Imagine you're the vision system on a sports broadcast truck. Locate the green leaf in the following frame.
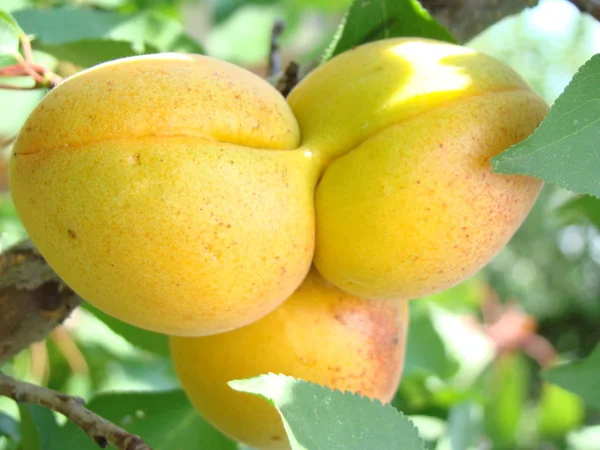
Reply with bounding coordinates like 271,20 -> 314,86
229,373 -> 427,450
36,39 -> 147,69
0,10 -> 22,33
322,0 -> 455,62
58,390 -> 236,450
537,382 -> 585,440
483,354 -> 528,448
13,8 -> 129,46
0,411 -> 19,440
210,0 -> 279,24
404,304 -> 458,379
115,9 -> 204,54
82,302 -> 170,357
557,195 -> 600,230
291,0 -> 353,11
543,342 -> 600,410
19,405 -> 64,450
0,86 -> 47,139
447,402 -> 481,450
0,10 -> 21,55
492,53 -> 600,198
12,7 -> 203,67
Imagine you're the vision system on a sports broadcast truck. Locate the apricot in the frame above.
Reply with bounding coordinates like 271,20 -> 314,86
287,37 -> 549,300
169,268 -> 408,450
9,53 -> 317,336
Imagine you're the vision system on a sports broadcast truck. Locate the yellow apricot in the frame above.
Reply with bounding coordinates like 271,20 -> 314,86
10,53 -> 317,336
287,38 -> 548,300
169,268 -> 408,450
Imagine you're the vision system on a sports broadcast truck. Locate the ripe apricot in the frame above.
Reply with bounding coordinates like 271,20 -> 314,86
169,268 -> 408,450
9,54 -> 317,336
288,38 -> 548,300
11,38 -> 547,335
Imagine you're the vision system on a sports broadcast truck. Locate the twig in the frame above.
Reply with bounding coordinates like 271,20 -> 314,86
0,34 -> 62,91
522,334 -> 558,368
419,0 -> 541,42
268,19 -> 286,79
50,327 -> 89,375
476,285 -> 559,369
273,0 -> 545,94
0,372 -> 152,450
15,54 -> 46,85
20,34 -> 35,66
275,61 -> 299,97
0,63 -> 47,76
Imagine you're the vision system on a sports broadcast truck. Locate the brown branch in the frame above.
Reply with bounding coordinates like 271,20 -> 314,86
569,0 -> 600,20
275,0 -> 545,94
0,240 -> 81,365
421,0 -> 541,42
0,372 -> 152,450
268,19 -> 286,79
0,240 -> 155,449
276,61 -> 299,97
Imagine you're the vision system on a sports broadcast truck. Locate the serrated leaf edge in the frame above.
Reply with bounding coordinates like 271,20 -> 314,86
490,53 -> 600,190
320,10 -> 348,64
229,372 -> 427,446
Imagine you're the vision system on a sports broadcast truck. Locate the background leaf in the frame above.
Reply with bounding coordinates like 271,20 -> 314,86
403,304 -> 458,379
12,7 -> 203,67
492,53 -> 600,198
0,10 -> 21,56
58,390 -> 236,450
209,0 -> 279,25
0,411 -> 19,441
536,382 -> 585,440
18,405 -> 64,450
322,0 -> 455,62
543,342 -> 600,410
557,195 -> 600,230
483,354 -> 528,449
230,374 -> 426,450
82,302 -> 170,358
447,401 -> 481,450
35,39 -> 148,70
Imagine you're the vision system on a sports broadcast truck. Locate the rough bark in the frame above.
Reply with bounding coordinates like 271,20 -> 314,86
422,0 -> 540,42
0,240 -> 81,365
0,373 -> 152,450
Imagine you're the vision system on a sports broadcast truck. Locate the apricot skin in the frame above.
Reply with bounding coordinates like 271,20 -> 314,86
169,269 -> 408,450
9,54 -> 316,336
287,38 -> 549,300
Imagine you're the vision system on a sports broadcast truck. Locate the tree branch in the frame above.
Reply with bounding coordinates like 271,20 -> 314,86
268,19 -> 286,79
276,61 -> 299,97
0,372 -> 152,450
569,0 -> 600,21
275,0 -> 546,94
421,0 -> 540,43
0,241 -> 154,449
0,240 -> 81,365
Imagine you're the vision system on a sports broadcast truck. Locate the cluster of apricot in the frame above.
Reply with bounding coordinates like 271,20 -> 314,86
9,38 -> 547,449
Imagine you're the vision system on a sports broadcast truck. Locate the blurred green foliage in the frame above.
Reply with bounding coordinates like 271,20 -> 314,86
0,0 -> 599,449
